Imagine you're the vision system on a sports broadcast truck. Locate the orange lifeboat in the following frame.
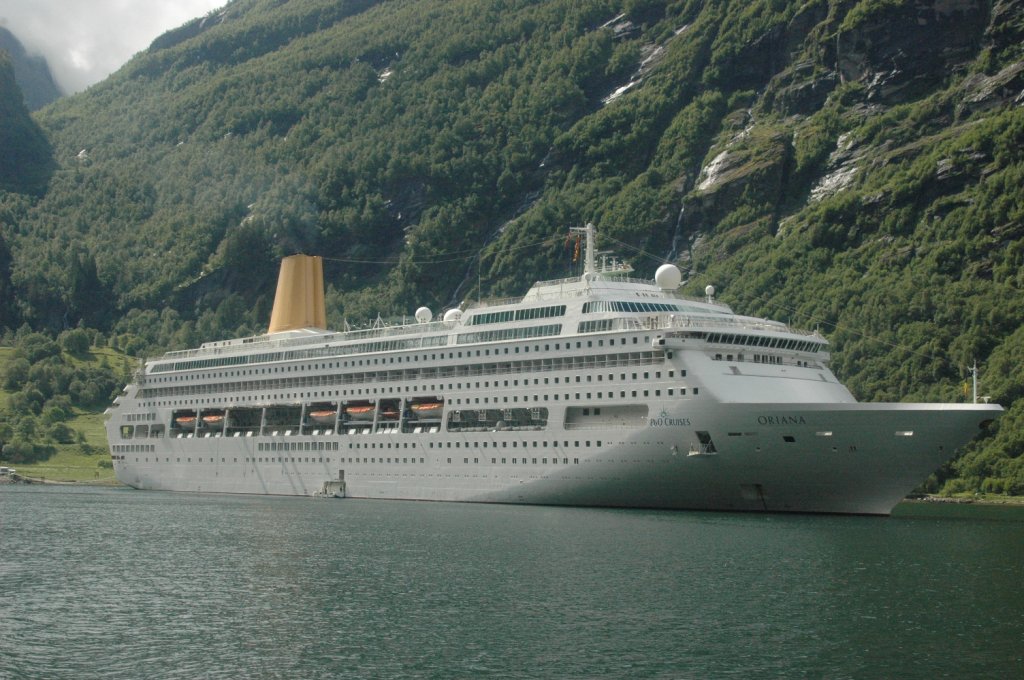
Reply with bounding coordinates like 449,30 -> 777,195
344,403 -> 375,421
308,409 -> 338,425
409,401 -> 443,416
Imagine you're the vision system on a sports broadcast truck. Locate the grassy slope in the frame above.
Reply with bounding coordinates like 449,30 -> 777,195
0,344 -> 123,483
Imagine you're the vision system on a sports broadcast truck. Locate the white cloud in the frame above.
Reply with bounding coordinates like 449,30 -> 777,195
1,0 -> 227,94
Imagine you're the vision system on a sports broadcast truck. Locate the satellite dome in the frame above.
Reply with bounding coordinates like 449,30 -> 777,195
415,306 -> 432,323
443,308 -> 463,323
655,264 -> 682,290
705,285 -> 716,303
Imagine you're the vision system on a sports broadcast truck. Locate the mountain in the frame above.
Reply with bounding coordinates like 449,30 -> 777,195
0,52 -> 55,197
0,27 -> 62,111
1,0 -> 1022,494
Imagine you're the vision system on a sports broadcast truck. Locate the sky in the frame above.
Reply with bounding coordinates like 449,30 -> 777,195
1,0 -> 228,94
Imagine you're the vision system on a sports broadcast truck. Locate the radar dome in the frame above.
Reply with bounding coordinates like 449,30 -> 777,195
443,308 -> 463,323
655,264 -> 682,290
415,306 -> 432,323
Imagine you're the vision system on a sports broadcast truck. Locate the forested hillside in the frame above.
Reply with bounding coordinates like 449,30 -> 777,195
1,0 -> 1022,494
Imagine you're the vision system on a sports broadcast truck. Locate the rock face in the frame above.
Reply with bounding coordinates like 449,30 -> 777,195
763,62 -> 839,116
0,27 -> 62,110
684,119 -> 793,235
985,0 -> 1024,54
835,0 -> 990,102
959,60 -> 1024,114
680,0 -> 1024,239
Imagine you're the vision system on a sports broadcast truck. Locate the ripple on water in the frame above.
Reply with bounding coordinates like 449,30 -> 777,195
1,487 -> 1022,679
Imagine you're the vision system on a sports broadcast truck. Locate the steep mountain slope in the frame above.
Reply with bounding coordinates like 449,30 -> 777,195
0,27 -> 62,111
0,52 -> 55,196
1,0 -> 1022,493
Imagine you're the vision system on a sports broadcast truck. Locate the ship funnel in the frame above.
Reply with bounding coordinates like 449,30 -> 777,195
268,254 -> 326,334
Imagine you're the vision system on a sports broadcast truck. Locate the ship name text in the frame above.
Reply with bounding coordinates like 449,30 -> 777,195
757,415 -> 808,426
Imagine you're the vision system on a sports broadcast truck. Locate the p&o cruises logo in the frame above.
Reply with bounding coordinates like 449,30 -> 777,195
650,410 -> 691,427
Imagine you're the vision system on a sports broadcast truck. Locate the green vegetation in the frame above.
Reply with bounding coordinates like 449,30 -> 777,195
0,0 -> 1021,494
0,330 -> 132,471
7,444 -> 119,484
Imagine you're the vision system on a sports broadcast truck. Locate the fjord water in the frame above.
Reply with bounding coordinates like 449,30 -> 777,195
1,487 -> 1021,679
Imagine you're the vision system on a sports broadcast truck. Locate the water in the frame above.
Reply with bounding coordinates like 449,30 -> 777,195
1,486 -> 1022,679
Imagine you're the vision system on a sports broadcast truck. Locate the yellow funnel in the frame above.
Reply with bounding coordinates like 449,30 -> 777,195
268,254 -> 326,333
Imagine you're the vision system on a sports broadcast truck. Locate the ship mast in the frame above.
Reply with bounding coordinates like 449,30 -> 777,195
569,222 -> 598,281
971,360 -> 978,404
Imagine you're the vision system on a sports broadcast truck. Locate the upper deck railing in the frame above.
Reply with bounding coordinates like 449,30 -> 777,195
154,305 -> 820,365
465,279 -> 727,311
157,318 -> 456,361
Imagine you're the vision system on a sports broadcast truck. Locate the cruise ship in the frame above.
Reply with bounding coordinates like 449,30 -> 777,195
105,224 -> 1002,514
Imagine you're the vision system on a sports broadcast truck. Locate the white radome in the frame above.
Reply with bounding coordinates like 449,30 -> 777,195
655,263 -> 682,290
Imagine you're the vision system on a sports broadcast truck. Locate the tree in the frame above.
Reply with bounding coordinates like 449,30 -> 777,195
65,250 -> 112,329
2,357 -> 29,390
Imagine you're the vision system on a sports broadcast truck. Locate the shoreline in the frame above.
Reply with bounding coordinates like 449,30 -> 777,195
3,475 -> 1023,506
903,494 -> 1024,506
0,474 -> 123,487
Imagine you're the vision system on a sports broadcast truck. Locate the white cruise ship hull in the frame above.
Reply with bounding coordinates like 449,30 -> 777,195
112,402 -> 999,515
107,237 -> 1003,516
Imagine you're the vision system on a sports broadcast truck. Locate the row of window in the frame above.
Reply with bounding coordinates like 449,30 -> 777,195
150,337 -> 657,385
582,300 -> 694,314
578,319 -> 614,333
118,452 -> 604,466
153,332 -> 450,373
467,305 -> 566,325
258,441 -> 340,452
431,439 -> 603,450
112,444 -> 155,453
704,331 -> 824,353
139,350 -> 666,400
456,324 -> 562,345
